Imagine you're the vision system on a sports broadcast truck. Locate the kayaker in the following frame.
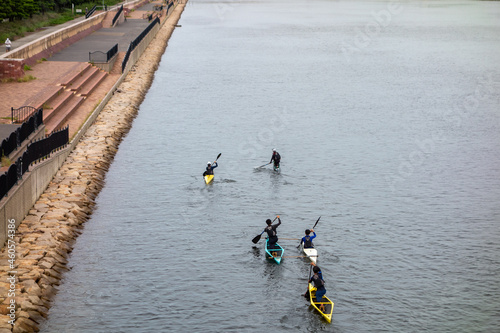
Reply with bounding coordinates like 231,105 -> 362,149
265,215 -> 281,249
309,263 -> 327,312
300,229 -> 316,249
270,148 -> 281,169
203,161 -> 218,176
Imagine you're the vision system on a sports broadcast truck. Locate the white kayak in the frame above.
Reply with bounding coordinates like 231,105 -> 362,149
300,244 -> 318,264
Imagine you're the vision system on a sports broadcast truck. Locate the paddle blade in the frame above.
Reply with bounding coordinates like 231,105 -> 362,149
252,234 -> 262,244
312,216 -> 321,229
215,153 -> 221,162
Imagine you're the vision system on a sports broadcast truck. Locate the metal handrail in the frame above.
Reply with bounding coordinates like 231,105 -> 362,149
89,44 -> 118,63
85,5 -> 97,19
112,5 -> 123,26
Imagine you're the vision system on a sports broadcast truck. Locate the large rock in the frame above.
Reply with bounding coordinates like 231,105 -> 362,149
21,254 -> 43,261
39,284 -> 58,301
19,301 -> 47,316
22,215 -> 41,224
18,269 -> 42,283
0,315 -> 12,328
12,317 -> 39,332
33,203 -> 48,210
20,280 -> 42,298
27,310 -> 45,324
42,210 -> 67,221
43,268 -> 61,280
46,251 -> 67,265
39,274 -> 59,286
17,260 -> 38,269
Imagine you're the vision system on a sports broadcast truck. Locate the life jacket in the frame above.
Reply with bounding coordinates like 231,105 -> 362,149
304,235 -> 313,248
311,274 -> 325,290
274,152 -> 281,163
265,225 -> 276,238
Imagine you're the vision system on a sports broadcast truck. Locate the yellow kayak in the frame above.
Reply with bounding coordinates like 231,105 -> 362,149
204,174 -> 214,184
308,283 -> 333,323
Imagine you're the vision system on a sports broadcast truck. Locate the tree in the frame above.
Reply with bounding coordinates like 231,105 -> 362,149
20,0 -> 39,18
0,0 -> 15,20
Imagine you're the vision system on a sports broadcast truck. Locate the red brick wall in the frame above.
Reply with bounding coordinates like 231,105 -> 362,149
0,59 -> 25,80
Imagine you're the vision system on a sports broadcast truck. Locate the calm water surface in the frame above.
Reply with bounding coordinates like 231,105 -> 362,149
41,0 -> 500,332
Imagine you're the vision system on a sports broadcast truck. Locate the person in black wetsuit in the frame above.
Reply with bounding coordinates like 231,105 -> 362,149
300,229 -> 316,248
309,263 -> 327,312
270,148 -> 281,169
203,161 -> 218,176
265,216 -> 281,249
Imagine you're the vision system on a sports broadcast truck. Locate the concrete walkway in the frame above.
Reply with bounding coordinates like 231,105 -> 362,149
49,19 -> 151,62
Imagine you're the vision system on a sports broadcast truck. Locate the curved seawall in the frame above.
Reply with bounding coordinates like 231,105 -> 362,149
0,3 -> 186,332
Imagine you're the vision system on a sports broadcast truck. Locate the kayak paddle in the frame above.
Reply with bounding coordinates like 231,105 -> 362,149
255,162 -> 272,169
312,216 -> 321,229
251,216 -> 278,244
297,216 -> 321,249
304,262 -> 313,298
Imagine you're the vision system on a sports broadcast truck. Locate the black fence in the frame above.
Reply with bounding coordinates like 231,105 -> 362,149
89,43 -> 118,63
122,17 -> 160,73
112,5 -> 123,26
167,1 -> 174,14
11,105 -> 38,124
1,109 -> 43,158
0,126 -> 68,198
85,5 -> 97,19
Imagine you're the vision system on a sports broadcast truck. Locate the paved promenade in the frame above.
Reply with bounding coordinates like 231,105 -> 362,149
49,20 -> 151,62
0,1 -> 169,139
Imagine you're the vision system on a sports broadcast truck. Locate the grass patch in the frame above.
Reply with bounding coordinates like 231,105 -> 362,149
1,77 -> 16,83
0,0 -> 122,41
17,75 -> 37,82
24,64 -> 32,71
1,74 -> 37,83
1,156 -> 12,167
0,12 -> 62,42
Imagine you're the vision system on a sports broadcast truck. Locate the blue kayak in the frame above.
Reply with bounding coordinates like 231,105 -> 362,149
265,238 -> 284,264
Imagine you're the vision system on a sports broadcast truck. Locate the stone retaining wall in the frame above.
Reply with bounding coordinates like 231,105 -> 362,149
0,2 -> 185,332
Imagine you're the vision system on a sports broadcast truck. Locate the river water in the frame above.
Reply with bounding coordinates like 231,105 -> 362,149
41,0 -> 500,332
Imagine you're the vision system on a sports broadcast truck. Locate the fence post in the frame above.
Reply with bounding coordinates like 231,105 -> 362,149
17,158 -> 22,180
15,128 -> 20,147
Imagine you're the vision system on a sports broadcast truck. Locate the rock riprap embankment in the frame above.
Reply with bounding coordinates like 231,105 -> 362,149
0,3 -> 185,332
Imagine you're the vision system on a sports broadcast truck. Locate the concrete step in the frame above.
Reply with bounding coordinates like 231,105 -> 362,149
79,70 -> 108,97
60,63 -> 92,88
43,90 -> 74,123
45,95 -> 85,134
23,85 -> 64,110
68,67 -> 100,92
